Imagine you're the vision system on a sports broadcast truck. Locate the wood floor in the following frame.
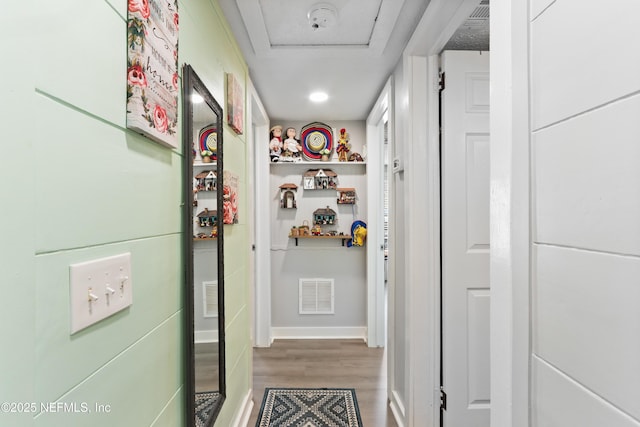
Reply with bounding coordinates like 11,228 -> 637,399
248,339 -> 398,427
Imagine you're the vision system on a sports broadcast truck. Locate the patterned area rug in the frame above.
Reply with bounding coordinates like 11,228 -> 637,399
195,391 -> 220,427
256,388 -> 363,427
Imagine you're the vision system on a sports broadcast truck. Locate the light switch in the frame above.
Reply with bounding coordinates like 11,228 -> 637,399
69,253 -> 133,334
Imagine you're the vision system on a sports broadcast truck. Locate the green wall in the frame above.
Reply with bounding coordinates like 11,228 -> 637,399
180,1 -> 253,425
0,0 -> 251,426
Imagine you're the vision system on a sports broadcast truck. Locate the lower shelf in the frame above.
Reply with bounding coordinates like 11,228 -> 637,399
289,235 -> 351,246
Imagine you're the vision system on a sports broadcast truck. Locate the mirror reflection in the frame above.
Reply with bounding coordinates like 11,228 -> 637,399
183,64 -> 225,427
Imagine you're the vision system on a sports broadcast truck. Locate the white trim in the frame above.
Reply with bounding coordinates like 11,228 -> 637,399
404,54 -> 439,427
230,389 -> 254,427
271,327 -> 367,341
489,1 -> 531,426
249,79 -> 272,348
405,0 -> 482,57
390,390 -> 407,427
194,330 -> 218,343
366,77 -> 393,348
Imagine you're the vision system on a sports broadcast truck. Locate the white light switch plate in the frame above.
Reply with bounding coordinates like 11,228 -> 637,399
69,253 -> 133,334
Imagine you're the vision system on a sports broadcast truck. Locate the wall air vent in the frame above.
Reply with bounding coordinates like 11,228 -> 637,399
203,281 -> 218,317
469,4 -> 490,20
299,278 -> 334,314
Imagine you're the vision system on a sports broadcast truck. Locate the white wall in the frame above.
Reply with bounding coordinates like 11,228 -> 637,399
530,1 -> 640,425
269,120 -> 368,336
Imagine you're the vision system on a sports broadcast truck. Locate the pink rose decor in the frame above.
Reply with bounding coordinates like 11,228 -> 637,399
153,105 -> 168,133
128,0 -> 150,19
127,64 -> 147,87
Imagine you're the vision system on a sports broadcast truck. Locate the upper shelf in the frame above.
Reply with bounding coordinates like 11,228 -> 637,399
270,161 -> 366,167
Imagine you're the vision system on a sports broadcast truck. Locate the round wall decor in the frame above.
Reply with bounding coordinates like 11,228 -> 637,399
300,122 -> 333,161
199,124 -> 218,159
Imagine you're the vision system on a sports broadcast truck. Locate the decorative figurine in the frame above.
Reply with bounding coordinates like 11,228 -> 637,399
336,128 -> 351,162
192,177 -> 199,207
313,206 -> 337,225
201,150 -> 214,163
282,127 -> 303,161
337,188 -> 356,204
348,152 -> 364,162
195,170 -> 216,191
311,224 -> 322,236
197,208 -> 217,227
304,169 -> 337,190
319,148 -> 331,161
269,125 -> 283,162
279,183 -> 298,208
298,220 -> 311,236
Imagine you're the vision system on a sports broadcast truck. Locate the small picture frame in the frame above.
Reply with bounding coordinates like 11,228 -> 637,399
303,176 -> 315,190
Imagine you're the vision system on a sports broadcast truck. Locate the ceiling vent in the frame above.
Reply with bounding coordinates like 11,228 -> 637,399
308,3 -> 338,31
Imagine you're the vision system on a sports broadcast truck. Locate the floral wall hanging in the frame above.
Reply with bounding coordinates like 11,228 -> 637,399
126,0 -> 179,148
223,170 -> 239,225
226,73 -> 244,135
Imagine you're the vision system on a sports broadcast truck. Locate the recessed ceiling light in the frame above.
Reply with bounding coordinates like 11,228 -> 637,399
309,92 -> 328,102
191,93 -> 204,104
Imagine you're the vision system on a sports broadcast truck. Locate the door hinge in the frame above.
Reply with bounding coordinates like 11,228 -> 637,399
439,72 -> 445,91
440,387 -> 447,411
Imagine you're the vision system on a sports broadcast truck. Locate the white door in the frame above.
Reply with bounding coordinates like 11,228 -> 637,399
441,50 -> 490,427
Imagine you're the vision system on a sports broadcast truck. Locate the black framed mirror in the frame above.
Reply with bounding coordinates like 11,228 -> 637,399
183,64 -> 225,427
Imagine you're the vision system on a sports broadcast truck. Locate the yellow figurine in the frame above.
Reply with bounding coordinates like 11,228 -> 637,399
336,128 -> 351,162
352,224 -> 367,246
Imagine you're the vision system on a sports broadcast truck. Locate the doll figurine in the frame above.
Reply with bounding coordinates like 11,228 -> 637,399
269,125 -> 283,162
336,128 -> 351,162
283,127 -> 303,160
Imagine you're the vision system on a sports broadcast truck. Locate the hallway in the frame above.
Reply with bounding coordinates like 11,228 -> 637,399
248,340 -> 397,426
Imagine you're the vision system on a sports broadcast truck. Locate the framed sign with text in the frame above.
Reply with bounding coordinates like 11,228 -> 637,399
126,0 -> 179,148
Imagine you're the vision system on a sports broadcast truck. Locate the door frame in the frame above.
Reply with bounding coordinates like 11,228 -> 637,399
399,0 -> 489,425
488,1 -> 531,426
365,78 -> 392,348
249,79 -> 272,348
399,1 -> 532,426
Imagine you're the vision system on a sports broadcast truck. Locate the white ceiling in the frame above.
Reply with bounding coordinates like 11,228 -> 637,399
218,0 -> 488,122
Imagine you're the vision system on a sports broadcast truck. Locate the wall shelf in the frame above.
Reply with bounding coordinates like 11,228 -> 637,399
289,235 -> 351,246
271,161 -> 365,167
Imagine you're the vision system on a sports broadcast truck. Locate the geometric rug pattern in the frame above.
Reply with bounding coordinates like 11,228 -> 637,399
195,391 -> 220,427
256,388 -> 363,427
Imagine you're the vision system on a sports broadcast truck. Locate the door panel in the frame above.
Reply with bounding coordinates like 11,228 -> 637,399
441,50 -> 490,427
465,134 -> 490,251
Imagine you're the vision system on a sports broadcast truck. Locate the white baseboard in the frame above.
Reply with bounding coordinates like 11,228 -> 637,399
194,330 -> 218,343
231,389 -> 253,427
271,326 -> 367,341
390,390 -> 406,427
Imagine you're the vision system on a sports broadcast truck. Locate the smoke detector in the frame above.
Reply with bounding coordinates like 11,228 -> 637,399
308,3 -> 338,31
